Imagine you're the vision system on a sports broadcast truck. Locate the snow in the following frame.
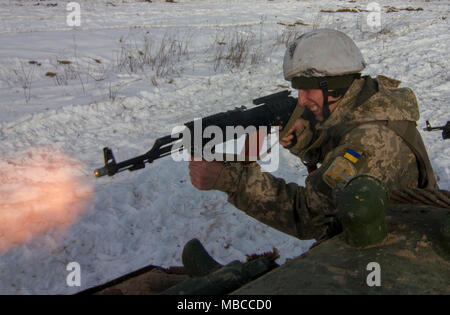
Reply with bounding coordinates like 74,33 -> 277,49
0,0 -> 448,294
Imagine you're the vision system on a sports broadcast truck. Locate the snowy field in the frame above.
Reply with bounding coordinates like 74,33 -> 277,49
0,0 -> 448,294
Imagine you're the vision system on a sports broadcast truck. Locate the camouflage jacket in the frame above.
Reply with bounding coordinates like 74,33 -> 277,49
213,75 -> 437,241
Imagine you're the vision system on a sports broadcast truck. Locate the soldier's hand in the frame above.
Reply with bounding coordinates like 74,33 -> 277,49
279,119 -> 305,148
188,158 -> 224,190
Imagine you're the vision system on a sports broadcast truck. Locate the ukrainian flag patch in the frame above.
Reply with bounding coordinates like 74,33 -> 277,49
322,156 -> 357,188
344,149 -> 360,164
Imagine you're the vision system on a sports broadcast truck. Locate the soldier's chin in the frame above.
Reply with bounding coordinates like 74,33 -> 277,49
300,107 -> 318,124
310,110 -> 323,122
315,114 -> 324,122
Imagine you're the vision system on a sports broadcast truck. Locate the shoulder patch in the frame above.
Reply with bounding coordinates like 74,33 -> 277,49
322,156 -> 357,188
343,149 -> 361,164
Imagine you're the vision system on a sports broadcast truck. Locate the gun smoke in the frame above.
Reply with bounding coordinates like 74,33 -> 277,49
0,147 -> 93,254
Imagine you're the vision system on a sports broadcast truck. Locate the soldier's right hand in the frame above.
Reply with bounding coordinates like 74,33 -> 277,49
279,119 -> 306,148
188,158 -> 224,191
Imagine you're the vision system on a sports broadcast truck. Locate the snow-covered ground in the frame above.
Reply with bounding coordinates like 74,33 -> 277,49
0,0 -> 448,294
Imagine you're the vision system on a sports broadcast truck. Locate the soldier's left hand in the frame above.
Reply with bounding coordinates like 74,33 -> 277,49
188,158 -> 224,190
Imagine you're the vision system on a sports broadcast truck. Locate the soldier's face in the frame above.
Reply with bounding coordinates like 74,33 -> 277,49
297,89 -> 341,122
297,89 -> 325,121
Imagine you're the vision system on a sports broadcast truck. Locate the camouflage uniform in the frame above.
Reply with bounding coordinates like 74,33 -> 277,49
213,76 -> 438,241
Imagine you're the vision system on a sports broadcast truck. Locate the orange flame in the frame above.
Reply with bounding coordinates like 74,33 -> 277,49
0,147 -> 94,254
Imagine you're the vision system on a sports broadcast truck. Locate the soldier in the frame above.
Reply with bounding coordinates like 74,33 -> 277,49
188,29 -> 438,241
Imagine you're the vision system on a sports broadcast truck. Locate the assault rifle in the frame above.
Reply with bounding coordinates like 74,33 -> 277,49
423,120 -> 449,140
94,90 -> 300,177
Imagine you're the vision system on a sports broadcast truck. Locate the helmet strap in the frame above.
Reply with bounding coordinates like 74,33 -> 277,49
318,80 -> 349,121
319,79 -> 331,120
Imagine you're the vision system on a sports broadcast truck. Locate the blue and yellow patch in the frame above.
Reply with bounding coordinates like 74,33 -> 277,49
322,149 -> 362,188
344,149 -> 360,164
323,157 -> 357,188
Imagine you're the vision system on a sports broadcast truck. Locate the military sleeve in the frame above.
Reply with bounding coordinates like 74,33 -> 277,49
334,122 -> 419,190
213,122 -> 418,240
213,161 -> 309,239
303,122 -> 418,223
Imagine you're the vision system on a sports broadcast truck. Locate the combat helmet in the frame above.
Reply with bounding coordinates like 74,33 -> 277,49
283,29 -> 366,120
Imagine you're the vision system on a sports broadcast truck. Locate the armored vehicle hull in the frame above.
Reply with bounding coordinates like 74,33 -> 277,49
233,204 -> 450,294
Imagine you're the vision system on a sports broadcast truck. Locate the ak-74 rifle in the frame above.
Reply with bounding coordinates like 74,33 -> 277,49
423,120 -> 449,140
93,90 -> 304,178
